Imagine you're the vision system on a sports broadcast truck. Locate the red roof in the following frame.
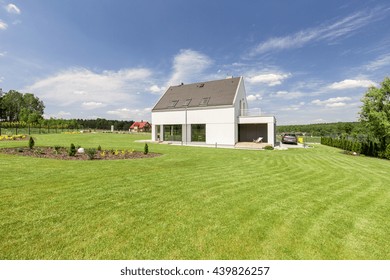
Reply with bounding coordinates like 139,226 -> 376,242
130,121 -> 150,129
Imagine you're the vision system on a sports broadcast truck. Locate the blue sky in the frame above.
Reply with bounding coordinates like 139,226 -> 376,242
1,0 -> 390,124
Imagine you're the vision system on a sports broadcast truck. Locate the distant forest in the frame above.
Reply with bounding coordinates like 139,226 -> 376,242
0,118 -> 135,131
277,122 -> 363,136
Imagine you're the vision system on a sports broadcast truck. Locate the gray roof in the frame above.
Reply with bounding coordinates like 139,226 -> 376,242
152,77 -> 241,111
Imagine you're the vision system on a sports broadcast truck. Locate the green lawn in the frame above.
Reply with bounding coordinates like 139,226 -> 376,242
0,133 -> 389,259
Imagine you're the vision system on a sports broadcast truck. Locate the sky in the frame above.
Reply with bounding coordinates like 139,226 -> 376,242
1,0 -> 390,124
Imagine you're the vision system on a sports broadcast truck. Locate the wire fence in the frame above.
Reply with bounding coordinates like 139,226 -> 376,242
0,124 -> 80,136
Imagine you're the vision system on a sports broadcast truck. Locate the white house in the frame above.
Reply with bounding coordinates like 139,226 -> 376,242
151,76 -> 276,147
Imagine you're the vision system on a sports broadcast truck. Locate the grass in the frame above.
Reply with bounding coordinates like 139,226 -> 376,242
0,133 -> 389,259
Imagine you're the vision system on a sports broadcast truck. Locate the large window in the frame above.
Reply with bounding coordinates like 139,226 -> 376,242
164,125 -> 182,141
191,124 -> 206,142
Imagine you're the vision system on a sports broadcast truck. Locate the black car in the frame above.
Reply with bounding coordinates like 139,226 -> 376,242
282,133 -> 298,144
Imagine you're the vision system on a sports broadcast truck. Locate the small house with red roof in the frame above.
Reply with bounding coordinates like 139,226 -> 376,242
129,121 -> 151,132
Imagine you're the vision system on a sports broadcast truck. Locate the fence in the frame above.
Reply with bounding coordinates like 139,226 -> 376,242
0,123 -> 78,136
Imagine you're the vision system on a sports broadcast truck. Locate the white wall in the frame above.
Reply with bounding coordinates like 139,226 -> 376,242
152,107 -> 236,145
233,77 -> 247,143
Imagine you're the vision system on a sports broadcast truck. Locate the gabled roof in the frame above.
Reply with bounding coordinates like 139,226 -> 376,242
130,121 -> 150,129
152,77 -> 241,111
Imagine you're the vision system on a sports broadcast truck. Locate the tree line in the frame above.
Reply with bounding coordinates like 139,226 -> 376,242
277,122 -> 364,137
0,90 -> 134,130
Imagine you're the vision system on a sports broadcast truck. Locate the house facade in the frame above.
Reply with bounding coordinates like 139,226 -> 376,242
151,76 -> 276,147
129,121 -> 151,132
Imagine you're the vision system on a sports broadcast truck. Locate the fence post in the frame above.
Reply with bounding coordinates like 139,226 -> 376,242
28,124 -> 31,135
16,125 -> 18,135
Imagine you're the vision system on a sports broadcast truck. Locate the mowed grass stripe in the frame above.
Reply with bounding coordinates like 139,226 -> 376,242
1,134 -> 390,259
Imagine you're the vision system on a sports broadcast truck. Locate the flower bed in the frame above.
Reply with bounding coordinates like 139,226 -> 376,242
0,146 -> 161,160
0,134 -> 28,141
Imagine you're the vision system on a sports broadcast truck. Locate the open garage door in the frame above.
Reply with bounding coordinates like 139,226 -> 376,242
238,124 -> 268,142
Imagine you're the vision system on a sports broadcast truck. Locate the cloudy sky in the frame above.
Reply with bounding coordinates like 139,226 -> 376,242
1,0 -> 390,124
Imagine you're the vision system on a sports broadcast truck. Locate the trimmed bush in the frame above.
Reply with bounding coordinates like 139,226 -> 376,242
264,145 -> 274,150
144,143 -> 149,155
68,143 -> 76,156
85,148 -> 97,160
384,144 -> 390,160
28,137 -> 35,149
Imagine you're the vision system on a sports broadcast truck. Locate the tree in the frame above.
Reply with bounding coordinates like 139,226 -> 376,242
0,90 -> 23,121
359,77 -> 390,150
20,93 -> 45,123
0,90 -> 45,122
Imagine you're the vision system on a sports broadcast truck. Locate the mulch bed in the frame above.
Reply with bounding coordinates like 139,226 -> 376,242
0,146 -> 161,160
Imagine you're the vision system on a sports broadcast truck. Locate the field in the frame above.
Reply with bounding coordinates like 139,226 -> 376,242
0,133 -> 389,259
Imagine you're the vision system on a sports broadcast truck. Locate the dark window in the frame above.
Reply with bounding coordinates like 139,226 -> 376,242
164,125 -> 182,141
183,99 -> 192,106
199,97 -> 210,106
191,124 -> 206,142
168,100 -> 179,107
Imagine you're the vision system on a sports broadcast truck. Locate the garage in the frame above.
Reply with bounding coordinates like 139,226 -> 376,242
238,124 -> 268,142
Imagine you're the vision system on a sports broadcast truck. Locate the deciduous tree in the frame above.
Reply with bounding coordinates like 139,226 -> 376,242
359,77 -> 390,150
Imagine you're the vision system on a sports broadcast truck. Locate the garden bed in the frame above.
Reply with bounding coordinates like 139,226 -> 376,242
0,146 -> 161,160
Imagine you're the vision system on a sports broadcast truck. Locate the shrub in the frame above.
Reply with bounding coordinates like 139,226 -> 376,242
28,137 -> 35,149
85,148 -> 97,160
54,145 -> 61,154
97,145 -> 102,151
384,144 -> 390,160
68,143 -> 76,156
263,145 -> 274,150
144,143 -> 149,155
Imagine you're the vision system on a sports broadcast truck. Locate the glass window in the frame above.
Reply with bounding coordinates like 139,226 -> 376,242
199,97 -> 210,106
164,125 -> 182,141
191,124 -> 206,142
168,100 -> 179,107
182,99 -> 192,106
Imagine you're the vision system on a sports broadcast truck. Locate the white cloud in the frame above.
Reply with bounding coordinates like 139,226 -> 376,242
247,94 -> 262,101
365,54 -> 390,71
271,90 -> 303,99
246,73 -> 291,86
311,96 -> 352,108
328,79 -> 376,90
0,51 -> 6,57
167,49 -> 212,86
6,4 -> 21,14
44,111 -> 72,119
24,67 -> 152,106
250,7 -> 388,55
107,107 -> 151,120
0,20 -> 8,30
149,84 -> 166,94
280,102 -> 305,111
82,101 -> 106,110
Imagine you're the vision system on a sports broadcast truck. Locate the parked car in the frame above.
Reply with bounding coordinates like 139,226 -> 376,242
282,133 -> 298,144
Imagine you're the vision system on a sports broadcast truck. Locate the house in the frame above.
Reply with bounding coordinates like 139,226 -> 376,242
129,121 -> 151,132
151,76 -> 276,147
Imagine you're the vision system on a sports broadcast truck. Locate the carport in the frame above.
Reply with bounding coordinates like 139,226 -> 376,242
237,115 -> 276,146
238,124 -> 268,142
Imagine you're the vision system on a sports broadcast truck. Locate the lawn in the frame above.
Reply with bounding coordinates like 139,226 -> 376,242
0,133 -> 389,259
